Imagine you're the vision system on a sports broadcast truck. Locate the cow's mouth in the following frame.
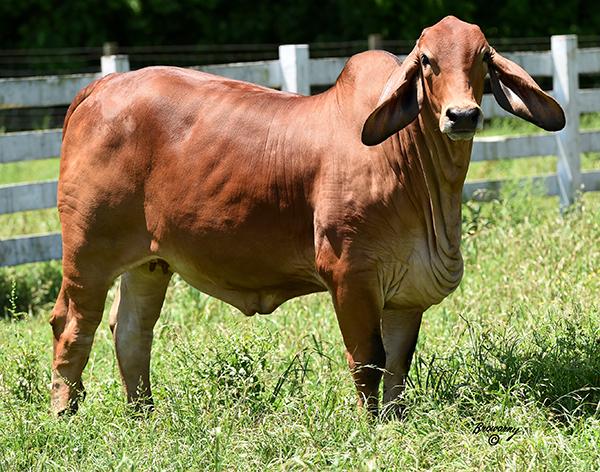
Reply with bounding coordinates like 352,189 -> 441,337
445,129 -> 478,141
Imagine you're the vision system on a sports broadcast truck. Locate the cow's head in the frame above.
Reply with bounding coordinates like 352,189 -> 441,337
361,16 -> 565,146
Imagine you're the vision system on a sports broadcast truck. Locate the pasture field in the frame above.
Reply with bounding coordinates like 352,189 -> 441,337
0,117 -> 599,470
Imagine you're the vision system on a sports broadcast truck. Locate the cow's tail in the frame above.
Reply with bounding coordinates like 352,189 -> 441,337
62,74 -> 113,141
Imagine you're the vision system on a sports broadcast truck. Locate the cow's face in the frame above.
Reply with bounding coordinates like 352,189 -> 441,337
361,16 -> 565,146
417,17 -> 486,141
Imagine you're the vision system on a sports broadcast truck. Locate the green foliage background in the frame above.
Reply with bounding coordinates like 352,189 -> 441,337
1,0 -> 598,49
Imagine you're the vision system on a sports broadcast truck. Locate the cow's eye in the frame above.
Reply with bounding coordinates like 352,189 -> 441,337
482,51 -> 491,63
421,54 -> 430,66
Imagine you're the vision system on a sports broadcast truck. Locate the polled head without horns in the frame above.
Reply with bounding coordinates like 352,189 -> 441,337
361,16 -> 566,146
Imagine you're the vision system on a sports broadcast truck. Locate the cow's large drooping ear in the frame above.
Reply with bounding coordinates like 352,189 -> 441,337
488,49 -> 565,131
361,48 -> 423,146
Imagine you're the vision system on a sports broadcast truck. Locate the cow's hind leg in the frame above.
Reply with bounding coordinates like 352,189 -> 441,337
50,277 -> 110,415
109,261 -> 171,410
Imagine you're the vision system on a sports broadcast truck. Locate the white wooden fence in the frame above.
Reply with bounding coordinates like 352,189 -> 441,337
1,36 -> 600,266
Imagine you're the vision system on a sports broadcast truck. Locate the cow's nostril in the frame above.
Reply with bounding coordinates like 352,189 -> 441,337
446,107 -> 480,126
464,108 -> 480,124
446,108 -> 459,122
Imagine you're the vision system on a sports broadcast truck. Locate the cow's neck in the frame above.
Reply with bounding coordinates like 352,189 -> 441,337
394,114 -> 471,295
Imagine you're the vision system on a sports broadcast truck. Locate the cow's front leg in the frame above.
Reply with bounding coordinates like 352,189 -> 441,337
380,309 -> 423,419
328,273 -> 385,415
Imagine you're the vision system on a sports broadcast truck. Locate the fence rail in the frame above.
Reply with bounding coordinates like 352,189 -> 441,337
1,36 -> 600,266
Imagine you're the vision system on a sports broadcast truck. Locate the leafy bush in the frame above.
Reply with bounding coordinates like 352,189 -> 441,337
0,262 -> 62,318
1,0 -> 599,49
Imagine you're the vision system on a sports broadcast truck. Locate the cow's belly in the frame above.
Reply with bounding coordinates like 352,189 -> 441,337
158,230 -> 326,316
178,271 -> 326,316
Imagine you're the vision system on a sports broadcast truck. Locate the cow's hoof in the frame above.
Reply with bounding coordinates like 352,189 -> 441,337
51,395 -> 79,417
380,400 -> 409,422
128,398 -> 155,418
50,379 -> 85,417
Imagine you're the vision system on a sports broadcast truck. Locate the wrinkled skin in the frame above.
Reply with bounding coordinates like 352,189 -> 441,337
50,16 -> 564,416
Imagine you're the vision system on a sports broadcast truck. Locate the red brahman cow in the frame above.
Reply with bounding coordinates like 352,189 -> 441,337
50,16 -> 565,416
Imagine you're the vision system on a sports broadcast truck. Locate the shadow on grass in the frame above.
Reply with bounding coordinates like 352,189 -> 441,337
410,314 -> 600,421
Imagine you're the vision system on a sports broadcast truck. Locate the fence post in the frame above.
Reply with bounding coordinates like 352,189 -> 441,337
368,34 -> 383,50
551,35 -> 580,209
103,41 -> 119,56
101,54 -> 130,76
278,44 -> 310,95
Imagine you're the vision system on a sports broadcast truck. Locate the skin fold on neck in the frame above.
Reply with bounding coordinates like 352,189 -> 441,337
392,109 -> 470,298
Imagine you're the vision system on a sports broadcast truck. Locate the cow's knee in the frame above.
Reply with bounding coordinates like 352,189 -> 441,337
49,285 -> 68,343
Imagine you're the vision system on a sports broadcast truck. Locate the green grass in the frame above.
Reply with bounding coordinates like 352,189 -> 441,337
0,157 -> 61,236
467,152 -> 600,181
0,119 -> 599,470
0,157 -> 60,185
0,209 -> 60,238
467,113 -> 600,180
0,188 -> 598,470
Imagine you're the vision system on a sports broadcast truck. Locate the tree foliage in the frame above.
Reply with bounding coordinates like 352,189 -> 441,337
0,0 -> 596,48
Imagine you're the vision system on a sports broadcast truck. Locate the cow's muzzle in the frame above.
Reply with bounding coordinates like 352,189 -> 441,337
440,105 -> 483,140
